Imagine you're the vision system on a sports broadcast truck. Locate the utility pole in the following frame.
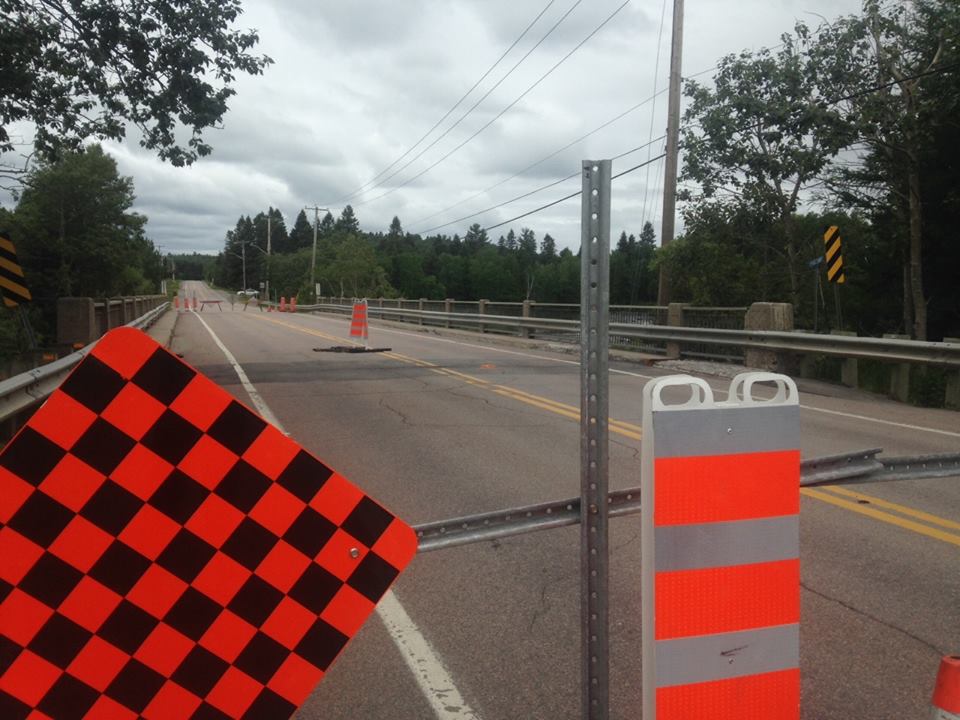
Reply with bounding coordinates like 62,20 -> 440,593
305,205 -> 329,302
241,236 -> 247,291
266,214 -> 272,303
657,0 -> 684,306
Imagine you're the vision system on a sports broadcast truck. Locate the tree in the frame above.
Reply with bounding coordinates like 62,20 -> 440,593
680,30 -> 855,310
285,209 -> 312,253
1,0 -> 272,174
334,205 -> 360,236
518,228 -> 538,298
540,233 -> 557,262
463,223 -> 488,254
6,145 -> 160,335
810,0 -> 960,339
322,235 -> 391,298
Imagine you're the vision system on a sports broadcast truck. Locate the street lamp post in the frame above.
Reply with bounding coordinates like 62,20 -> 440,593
305,205 -> 329,302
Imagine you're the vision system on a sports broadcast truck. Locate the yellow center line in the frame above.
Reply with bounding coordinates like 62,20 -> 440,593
251,313 -> 643,440
821,486 -> 960,532
801,488 -> 960,548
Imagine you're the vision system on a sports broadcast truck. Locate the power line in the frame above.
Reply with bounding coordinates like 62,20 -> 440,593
354,0 -> 631,208
344,0 -> 586,205
481,153 -> 666,233
418,137 -> 664,235
332,0 -> 560,205
409,93 -> 667,232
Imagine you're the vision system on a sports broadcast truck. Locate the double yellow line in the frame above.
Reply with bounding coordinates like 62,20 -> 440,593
802,486 -> 960,548
253,314 -> 643,440
253,313 -> 960,545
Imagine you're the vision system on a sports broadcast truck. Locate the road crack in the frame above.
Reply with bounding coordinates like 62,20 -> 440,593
800,581 -> 945,656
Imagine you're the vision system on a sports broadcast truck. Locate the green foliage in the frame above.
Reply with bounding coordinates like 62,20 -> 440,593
1,0 -> 272,167
167,253 -> 216,281
322,235 -> 392,298
0,145 -> 161,359
7,146 -> 161,319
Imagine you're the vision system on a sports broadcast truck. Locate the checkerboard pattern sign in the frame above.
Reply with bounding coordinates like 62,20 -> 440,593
0,327 -> 417,719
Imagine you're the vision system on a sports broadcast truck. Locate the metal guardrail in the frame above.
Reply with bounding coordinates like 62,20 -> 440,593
296,303 -> 960,368
0,302 -> 170,423
414,449 -> 960,552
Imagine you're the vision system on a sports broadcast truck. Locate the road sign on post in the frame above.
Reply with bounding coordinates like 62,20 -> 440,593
0,231 -> 32,308
641,372 -> 801,719
0,327 -> 416,719
824,226 -> 845,284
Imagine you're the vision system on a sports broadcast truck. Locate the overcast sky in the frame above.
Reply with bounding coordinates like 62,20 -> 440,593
38,0 -> 867,254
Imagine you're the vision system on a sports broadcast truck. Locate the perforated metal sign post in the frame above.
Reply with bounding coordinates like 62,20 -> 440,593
641,373 -> 801,719
580,159 -> 611,720
0,327 -> 417,719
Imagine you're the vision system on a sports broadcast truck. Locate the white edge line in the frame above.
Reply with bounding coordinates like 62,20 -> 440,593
797,403 -> 960,439
191,312 -> 481,720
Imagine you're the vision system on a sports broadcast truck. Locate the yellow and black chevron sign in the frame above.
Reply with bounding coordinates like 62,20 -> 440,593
0,231 -> 32,307
823,226 -> 845,284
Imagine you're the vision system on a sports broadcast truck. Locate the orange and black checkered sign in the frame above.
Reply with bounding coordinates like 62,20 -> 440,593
0,231 -> 31,308
823,226 -> 845,284
0,327 -> 416,719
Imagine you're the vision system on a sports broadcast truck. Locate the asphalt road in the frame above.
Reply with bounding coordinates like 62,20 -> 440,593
171,281 -> 960,719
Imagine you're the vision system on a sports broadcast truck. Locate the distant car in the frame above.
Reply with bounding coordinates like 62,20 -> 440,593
237,289 -> 259,298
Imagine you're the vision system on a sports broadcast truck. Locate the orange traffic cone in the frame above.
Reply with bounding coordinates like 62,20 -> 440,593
174,296 -> 180,311
280,296 -> 287,312
932,656 -> 960,719
290,296 -> 297,313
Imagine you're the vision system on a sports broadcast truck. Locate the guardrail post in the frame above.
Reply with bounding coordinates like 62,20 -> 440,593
665,303 -> 688,358
56,298 -> 98,347
883,334 -> 912,402
945,338 -> 960,410
744,302 -> 794,370
830,330 -> 859,387
444,299 -> 453,329
418,298 -> 425,326
521,300 -> 534,339
478,299 -> 488,335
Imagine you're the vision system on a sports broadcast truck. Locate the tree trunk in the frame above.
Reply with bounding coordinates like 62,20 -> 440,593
782,214 -> 801,310
906,162 -> 926,340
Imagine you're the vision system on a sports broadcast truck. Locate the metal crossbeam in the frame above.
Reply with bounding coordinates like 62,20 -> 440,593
413,449 -> 960,553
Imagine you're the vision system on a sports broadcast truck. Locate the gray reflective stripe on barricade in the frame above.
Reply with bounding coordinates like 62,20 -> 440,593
651,405 -> 797,458
654,516 -> 800,572
655,623 -> 800,687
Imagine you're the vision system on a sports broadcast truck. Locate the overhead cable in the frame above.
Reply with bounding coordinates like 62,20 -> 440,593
418,137 -> 664,235
409,93 -> 667,232
344,0 -> 586,204
354,0 -> 632,208
331,0 -> 561,204
481,153 -> 666,232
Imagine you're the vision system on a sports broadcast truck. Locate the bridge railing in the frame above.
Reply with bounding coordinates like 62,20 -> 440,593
0,301 -> 169,430
298,300 -> 960,408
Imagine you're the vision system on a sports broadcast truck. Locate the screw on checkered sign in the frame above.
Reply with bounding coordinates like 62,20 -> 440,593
0,327 -> 417,720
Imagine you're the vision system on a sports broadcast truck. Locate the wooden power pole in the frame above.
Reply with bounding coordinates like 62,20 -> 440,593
657,0 -> 684,306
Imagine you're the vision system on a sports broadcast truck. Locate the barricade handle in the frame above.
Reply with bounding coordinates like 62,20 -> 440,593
727,372 -> 798,406
648,375 -> 715,411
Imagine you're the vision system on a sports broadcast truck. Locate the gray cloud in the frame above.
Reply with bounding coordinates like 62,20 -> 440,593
2,0 -> 863,254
